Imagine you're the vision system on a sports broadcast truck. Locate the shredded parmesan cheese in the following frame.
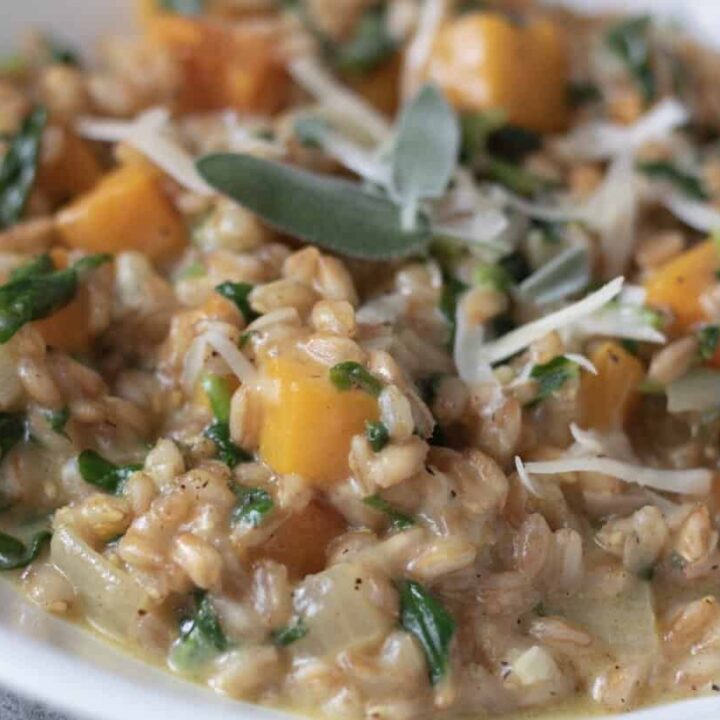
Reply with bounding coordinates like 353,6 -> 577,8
205,330 -> 258,384
401,0 -> 447,100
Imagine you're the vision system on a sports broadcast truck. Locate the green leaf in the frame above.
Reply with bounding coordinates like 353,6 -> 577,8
0,106 -> 47,229
77,450 -> 142,494
486,125 -> 541,164
231,483 -> 274,527
605,16 -> 655,103
10,253 -> 54,281
0,413 -> 25,462
170,593 -> 227,671
637,161 -> 708,201
43,406 -> 70,436
568,81 -> 603,107
474,263 -> 512,292
272,618 -> 308,647
46,36 -> 81,66
363,495 -> 415,531
215,281 -> 257,323
329,361 -> 383,396
530,356 -> 580,402
485,156 -> 553,197
698,325 -> 720,361
398,580 -> 456,685
0,530 -> 51,570
439,275 -> 468,346
460,110 -> 506,162
333,6 -> 396,75
201,373 -> 233,424
391,85 -> 460,227
159,0 -> 204,15
197,153 -> 431,260
204,422 -> 252,468
365,421 -> 390,452
73,253 -> 112,277
294,115 -> 329,149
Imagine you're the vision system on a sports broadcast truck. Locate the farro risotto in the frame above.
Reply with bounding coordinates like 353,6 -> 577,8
1,0 -> 720,718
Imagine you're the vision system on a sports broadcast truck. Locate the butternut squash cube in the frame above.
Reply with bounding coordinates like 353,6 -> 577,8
579,342 -> 645,432
259,356 -> 379,485
56,165 -> 187,264
425,12 -> 569,133
645,240 -> 720,333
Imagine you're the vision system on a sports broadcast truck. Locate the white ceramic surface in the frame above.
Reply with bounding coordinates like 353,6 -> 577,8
1,2 -> 720,719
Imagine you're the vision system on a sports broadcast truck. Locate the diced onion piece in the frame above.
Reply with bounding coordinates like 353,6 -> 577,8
522,456 -> 712,496
477,277 -> 624,366
292,563 -> 394,658
51,527 -> 153,640
667,369 -> 720,413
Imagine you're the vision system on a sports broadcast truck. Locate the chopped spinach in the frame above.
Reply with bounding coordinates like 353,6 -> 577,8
398,580 -> 456,685
77,450 -> 142,495
439,275 -> 468,347
329,361 -> 383,397
10,253 -> 53,281
698,325 -> 720,361
170,593 -> 228,671
568,81 -> 603,107
530,356 -> 580,402
474,263 -> 512,292
43,406 -> 70,436
486,125 -> 541,164
272,618 -> 308,647
498,251 -> 531,284
231,483 -> 274,527
637,160 -> 708,201
201,373 -> 233,424
0,530 -> 51,570
0,413 -> 25,462
215,281 -> 258,323
363,495 -> 415,531
365,421 -> 390,452
605,16 -> 655,103
0,106 -> 47,229
205,422 -> 252,468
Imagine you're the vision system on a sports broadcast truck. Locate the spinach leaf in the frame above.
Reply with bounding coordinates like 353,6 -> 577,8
0,530 -> 51,570
205,422 -> 252,468
439,275 -> 468,346
43,406 -> 70,436
0,253 -> 110,344
365,421 -> 389,452
231,483 -> 274,527
170,593 -> 227,671
363,495 -> 415,531
272,618 -> 308,647
159,0 -> 204,15
215,281 -> 257,323
398,580 -> 455,685
530,356 -> 580,402
568,81 -> 603,107
0,413 -> 25,462
0,106 -> 47,229
391,85 -> 460,229
333,6 -> 396,75
637,160 -> 708,201
201,373 -> 233,424
10,253 -> 53,281
329,361 -> 383,396
698,325 -> 720,361
605,16 -> 655,103
197,153 -> 431,260
77,450 -> 142,494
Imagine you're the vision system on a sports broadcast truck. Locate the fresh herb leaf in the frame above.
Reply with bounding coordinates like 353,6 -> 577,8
0,413 -> 25,461
637,160 -> 708,201
398,580 -> 456,685
698,325 -> 720,361
439,275 -> 468,347
530,356 -> 580,402
568,81 -> 603,107
498,251 -> 531,284
73,253 -> 112,277
272,618 -> 308,646
201,373 -> 233,424
486,125 -> 541,164
485,156 -> 553,197
329,361 -> 383,396
363,495 -> 415,530
294,115 -> 329,149
474,263 -> 512,292
365,421 -> 390,452
77,450 -> 141,494
391,85 -> 460,229
10,253 -> 54,281
159,0 -> 204,15
198,153 -> 431,260
460,110 -> 506,162
204,422 -> 252,468
43,406 -> 70,436
0,253 -> 110,344
0,106 -> 47,229
605,16 -> 655,103
333,6 -> 396,75
231,483 -> 274,527
0,530 -> 51,570
215,282 -> 257,323
170,593 -> 227,671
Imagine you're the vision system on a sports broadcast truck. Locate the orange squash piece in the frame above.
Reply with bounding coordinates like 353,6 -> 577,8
259,356 -> 379,485
425,12 -> 569,133
33,249 -> 92,354
38,126 -> 103,205
579,342 -> 645,432
645,240 -> 720,333
146,15 -> 288,114
252,499 -> 347,578
56,164 -> 186,264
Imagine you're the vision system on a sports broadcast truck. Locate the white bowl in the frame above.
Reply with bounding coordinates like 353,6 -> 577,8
1,2 -> 720,720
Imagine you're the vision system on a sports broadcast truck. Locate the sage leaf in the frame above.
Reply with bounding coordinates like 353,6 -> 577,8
197,153 -> 430,260
637,160 -> 708,201
0,106 -> 47,229
518,244 -> 590,305
391,85 -> 460,228
0,530 -> 51,570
